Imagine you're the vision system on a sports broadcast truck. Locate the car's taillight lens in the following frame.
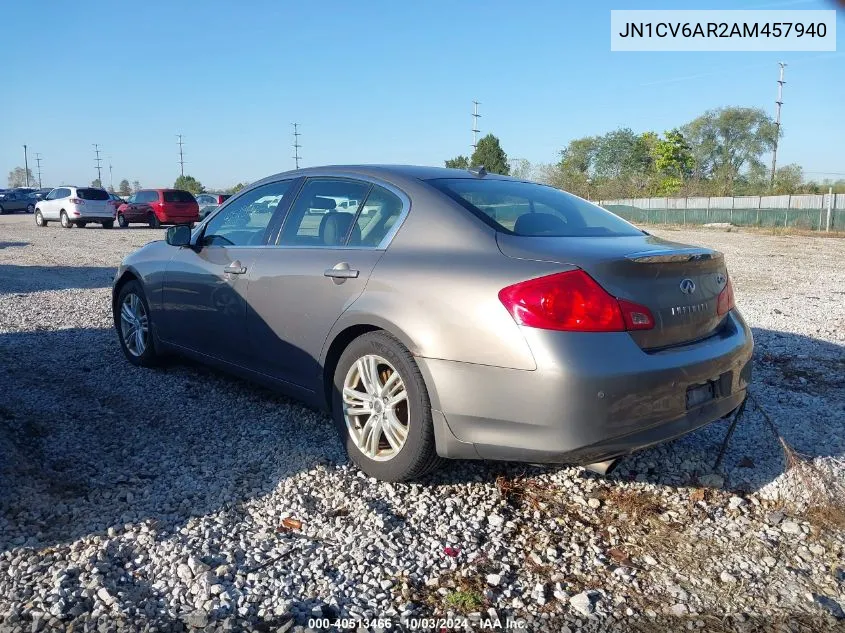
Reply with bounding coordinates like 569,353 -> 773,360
69,198 -> 84,204
498,270 -> 654,332
717,273 -> 735,316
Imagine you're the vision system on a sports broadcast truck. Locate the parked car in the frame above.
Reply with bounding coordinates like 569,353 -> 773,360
112,165 -> 752,482
32,188 -> 53,201
117,189 -> 199,227
34,186 -> 114,228
0,190 -> 36,214
196,193 -> 232,220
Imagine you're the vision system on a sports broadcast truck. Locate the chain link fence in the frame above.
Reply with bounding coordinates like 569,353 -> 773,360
599,193 -> 843,231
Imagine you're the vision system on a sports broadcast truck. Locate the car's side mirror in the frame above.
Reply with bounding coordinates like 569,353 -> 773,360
166,224 -> 192,247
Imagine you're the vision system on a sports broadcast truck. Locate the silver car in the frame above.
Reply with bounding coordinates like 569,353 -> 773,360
112,165 -> 753,481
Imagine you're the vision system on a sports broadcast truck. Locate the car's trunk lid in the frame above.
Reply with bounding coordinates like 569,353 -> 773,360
497,233 -> 729,350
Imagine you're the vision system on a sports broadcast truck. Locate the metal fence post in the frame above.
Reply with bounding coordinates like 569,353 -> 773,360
827,187 -> 833,232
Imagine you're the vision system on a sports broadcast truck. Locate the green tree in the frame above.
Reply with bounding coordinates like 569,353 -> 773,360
593,128 -> 652,180
132,180 -> 141,193
772,164 -> 803,194
445,155 -> 469,169
682,107 -> 778,195
653,129 -> 694,179
118,179 -> 132,196
547,137 -> 598,197
470,134 -> 509,175
509,158 -> 534,180
174,175 -> 205,195
227,182 -> 248,194
91,178 -> 103,188
7,166 -> 35,187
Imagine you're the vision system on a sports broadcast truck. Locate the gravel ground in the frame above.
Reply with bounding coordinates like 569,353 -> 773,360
1,214 -> 844,632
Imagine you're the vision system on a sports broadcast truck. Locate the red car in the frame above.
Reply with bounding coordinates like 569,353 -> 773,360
116,189 -> 199,228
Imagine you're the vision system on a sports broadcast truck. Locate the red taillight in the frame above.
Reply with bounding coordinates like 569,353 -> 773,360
69,198 -> 84,205
717,273 -> 735,316
498,270 -> 654,332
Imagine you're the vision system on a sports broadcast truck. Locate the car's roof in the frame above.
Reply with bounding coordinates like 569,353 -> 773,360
260,164 -> 521,184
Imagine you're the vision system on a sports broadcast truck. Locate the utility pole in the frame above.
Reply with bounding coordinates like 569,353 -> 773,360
471,100 -> 481,157
292,123 -> 301,169
769,62 -> 786,188
109,156 -> 114,191
93,144 -> 103,185
23,145 -> 30,187
177,134 -> 185,177
34,153 -> 43,188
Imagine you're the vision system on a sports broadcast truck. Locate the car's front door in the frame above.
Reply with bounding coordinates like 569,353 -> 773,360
158,179 -> 298,366
246,177 -> 408,390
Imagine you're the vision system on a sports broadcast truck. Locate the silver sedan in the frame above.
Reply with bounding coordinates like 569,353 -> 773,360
112,165 -> 753,481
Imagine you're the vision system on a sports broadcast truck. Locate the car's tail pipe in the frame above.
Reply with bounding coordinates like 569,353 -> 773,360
584,458 -> 619,476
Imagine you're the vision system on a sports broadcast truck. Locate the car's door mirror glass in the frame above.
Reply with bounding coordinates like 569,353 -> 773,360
166,224 -> 192,247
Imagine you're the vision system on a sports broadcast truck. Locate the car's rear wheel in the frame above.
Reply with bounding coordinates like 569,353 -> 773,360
26,203 -> 34,214
332,331 -> 441,481
35,210 -> 47,227
102,220 -> 114,229
60,211 -> 73,228
117,213 -> 128,228
115,280 -> 159,367
149,213 -> 160,228
0,205 -> 6,215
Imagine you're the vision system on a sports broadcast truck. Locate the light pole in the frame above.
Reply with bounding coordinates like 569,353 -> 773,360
23,145 -> 30,187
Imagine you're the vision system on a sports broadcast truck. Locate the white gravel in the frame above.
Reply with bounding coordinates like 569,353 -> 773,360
1,215 -> 844,632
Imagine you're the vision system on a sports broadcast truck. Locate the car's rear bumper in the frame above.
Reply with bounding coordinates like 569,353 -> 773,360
420,310 -> 753,464
72,213 -> 114,221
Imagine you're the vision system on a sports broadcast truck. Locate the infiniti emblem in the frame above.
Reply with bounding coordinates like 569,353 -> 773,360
679,278 -> 696,294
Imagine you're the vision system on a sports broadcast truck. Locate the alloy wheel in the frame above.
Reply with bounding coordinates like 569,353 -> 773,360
343,354 -> 409,461
120,293 -> 149,357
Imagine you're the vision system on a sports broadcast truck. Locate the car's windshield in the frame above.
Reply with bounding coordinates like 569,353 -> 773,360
164,190 -> 195,203
428,178 -> 642,238
77,188 -> 110,201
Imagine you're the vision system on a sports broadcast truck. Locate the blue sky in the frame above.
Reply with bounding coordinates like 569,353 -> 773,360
2,0 -> 843,190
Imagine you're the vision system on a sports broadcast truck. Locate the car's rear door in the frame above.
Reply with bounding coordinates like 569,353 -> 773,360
158,179 -> 299,366
246,177 -> 408,390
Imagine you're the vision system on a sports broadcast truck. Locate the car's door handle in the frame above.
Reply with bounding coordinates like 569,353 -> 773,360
324,262 -> 359,281
224,261 -> 247,275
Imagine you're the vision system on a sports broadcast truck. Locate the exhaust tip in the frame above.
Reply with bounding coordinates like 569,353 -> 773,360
584,458 -> 620,476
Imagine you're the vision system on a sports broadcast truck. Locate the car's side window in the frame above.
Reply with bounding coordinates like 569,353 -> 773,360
354,185 -> 405,247
202,180 -> 295,247
278,178 -> 372,247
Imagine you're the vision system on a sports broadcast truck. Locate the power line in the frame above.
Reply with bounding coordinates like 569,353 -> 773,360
93,144 -> 103,185
292,123 -> 302,169
109,156 -> 114,191
769,62 -> 786,187
34,153 -> 43,188
471,100 -> 481,156
177,134 -> 185,177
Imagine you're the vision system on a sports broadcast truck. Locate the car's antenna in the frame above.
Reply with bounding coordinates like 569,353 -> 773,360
468,165 -> 487,178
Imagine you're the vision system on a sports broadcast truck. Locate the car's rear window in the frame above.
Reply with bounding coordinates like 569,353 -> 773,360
220,194 -> 231,202
77,188 -> 110,201
164,190 -> 196,203
428,178 -> 641,237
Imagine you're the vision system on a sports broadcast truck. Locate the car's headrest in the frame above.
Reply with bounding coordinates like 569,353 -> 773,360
319,212 -> 360,246
311,196 -> 337,211
513,213 -> 567,235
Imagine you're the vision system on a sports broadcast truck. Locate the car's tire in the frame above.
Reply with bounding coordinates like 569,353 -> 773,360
149,213 -> 160,228
60,211 -> 74,228
102,220 -> 114,229
115,280 -> 159,367
117,213 -> 128,228
77,221 -> 87,228
332,331 -> 441,481
26,203 -> 34,214
0,205 -> 5,215
35,210 -> 47,227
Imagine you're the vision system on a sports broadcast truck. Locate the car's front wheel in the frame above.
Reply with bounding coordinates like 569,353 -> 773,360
60,211 -> 73,228
149,213 -> 160,228
35,210 -> 47,227
115,280 -> 159,367
117,213 -> 128,228
332,331 -> 440,481
26,203 -> 34,214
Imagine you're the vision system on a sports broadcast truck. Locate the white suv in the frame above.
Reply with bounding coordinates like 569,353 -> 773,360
34,186 -> 115,229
